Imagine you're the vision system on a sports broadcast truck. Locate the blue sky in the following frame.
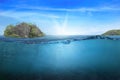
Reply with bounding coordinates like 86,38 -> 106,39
0,0 -> 120,35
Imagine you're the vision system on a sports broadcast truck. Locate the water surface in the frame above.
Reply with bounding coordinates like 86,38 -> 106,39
0,35 -> 120,80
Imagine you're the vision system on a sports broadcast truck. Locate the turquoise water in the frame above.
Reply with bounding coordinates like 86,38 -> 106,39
0,36 -> 120,80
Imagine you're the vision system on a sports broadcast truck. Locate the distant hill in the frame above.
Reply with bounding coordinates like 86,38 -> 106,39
102,30 -> 120,35
4,22 -> 45,38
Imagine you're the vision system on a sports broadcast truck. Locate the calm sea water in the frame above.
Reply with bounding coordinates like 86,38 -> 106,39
0,35 -> 120,80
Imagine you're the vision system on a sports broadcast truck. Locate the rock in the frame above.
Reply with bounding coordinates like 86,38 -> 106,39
102,30 -> 120,35
4,22 -> 44,38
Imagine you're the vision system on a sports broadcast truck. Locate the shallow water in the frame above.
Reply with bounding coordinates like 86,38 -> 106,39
0,35 -> 120,80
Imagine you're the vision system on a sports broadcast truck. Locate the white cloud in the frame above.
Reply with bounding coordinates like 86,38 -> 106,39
0,10 -> 60,20
8,4 -> 120,12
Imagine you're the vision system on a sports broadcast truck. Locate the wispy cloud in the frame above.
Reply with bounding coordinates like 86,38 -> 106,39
8,4 -> 120,12
0,10 -> 60,20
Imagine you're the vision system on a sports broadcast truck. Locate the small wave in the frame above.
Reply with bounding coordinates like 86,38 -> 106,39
0,35 -> 120,44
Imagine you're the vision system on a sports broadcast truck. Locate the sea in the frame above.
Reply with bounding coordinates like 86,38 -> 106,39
0,35 -> 120,80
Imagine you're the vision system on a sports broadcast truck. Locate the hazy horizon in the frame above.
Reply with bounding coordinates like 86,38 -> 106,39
0,0 -> 120,35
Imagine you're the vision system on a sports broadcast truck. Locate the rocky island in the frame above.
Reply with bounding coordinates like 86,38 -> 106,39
4,22 -> 44,38
102,30 -> 120,35
102,29 -> 120,35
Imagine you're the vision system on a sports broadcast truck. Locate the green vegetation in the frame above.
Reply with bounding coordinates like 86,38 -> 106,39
4,22 -> 45,38
102,29 -> 120,35
29,25 -> 44,38
4,25 -> 14,36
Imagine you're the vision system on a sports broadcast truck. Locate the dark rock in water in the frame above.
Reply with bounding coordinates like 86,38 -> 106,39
84,35 -> 115,40
102,30 -> 120,35
62,40 -> 71,44
4,22 -> 45,38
